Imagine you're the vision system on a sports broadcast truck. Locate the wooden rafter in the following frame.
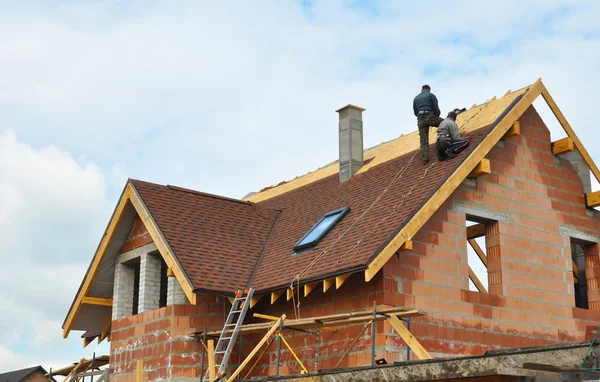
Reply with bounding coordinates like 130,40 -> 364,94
540,84 -> 600,184
81,297 -> 112,307
323,278 -> 334,293
166,267 -> 175,277
504,121 -> 520,138
468,158 -> 491,178
503,89 -> 512,97
552,137 -> 574,155
98,317 -> 111,344
286,288 -> 294,301
336,273 -> 350,289
572,260 -> 579,283
466,224 -> 486,240
469,266 -> 487,293
364,79 -> 545,282
250,295 -> 262,309
388,313 -> 432,360
271,290 -> 283,304
586,191 -> 600,208
304,282 -> 318,297
468,239 -> 488,267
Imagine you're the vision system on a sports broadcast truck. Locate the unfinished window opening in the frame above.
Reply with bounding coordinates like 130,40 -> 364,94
293,207 -> 350,252
132,260 -> 141,316
465,216 -> 497,293
159,258 -> 168,308
571,238 -> 593,309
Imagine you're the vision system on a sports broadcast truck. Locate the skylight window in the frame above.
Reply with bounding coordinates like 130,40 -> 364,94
294,207 -> 350,252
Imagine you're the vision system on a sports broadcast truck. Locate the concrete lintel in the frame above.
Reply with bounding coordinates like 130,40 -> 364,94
559,225 -> 599,244
117,242 -> 158,264
452,202 -> 510,223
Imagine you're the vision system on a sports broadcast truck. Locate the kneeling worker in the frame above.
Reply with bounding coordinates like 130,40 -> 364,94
436,110 -> 469,161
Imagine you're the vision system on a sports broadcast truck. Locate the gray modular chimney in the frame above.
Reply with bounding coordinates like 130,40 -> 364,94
337,104 -> 365,182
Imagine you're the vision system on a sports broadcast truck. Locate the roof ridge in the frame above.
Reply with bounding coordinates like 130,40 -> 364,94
165,184 -> 252,206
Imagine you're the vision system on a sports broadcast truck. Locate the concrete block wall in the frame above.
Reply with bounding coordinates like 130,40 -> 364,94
381,105 -> 600,360
113,263 -> 135,321
168,276 -> 187,305
138,253 -> 162,313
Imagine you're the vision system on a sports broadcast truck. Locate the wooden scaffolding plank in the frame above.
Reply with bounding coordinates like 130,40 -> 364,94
388,313 -> 432,360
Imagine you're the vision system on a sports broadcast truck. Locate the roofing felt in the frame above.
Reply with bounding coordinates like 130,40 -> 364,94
130,88 -> 528,294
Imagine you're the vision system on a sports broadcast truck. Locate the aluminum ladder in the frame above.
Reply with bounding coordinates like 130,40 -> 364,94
203,288 -> 254,382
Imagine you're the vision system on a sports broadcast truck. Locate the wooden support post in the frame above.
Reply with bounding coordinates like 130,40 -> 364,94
504,121 -> 520,138
388,313 -> 432,360
228,315 -> 286,382
136,359 -> 143,382
466,224 -> 486,240
585,191 -> 600,208
468,239 -> 488,267
207,340 -> 216,382
336,274 -> 350,289
304,282 -> 318,297
552,137 -> 574,155
279,334 -> 309,374
271,290 -> 283,304
468,158 -> 491,178
249,295 -> 262,309
323,278 -> 334,293
469,266 -> 487,293
81,297 -> 113,307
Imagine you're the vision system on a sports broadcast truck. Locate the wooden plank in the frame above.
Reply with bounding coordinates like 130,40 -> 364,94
304,282 -> 319,297
541,85 -> 600,185
271,290 -> 283,304
336,273 -> 350,289
490,96 -> 497,101
208,340 -> 216,382
466,224 -> 486,240
586,191 -> 600,208
468,239 -> 488,267
63,186 -> 132,338
468,158 -> 491,178
166,267 -> 175,277
83,337 -> 94,348
572,260 -> 579,276
129,186 -> 197,305
99,317 -> 111,344
228,315 -> 286,382
388,313 -> 432,360
503,89 -> 512,97
254,313 -> 280,321
323,278 -> 334,293
250,295 -> 262,309
365,79 -> 543,282
469,103 -> 476,110
400,240 -> 413,251
504,121 -> 520,138
469,266 -> 487,293
82,297 -> 113,307
136,359 -> 143,382
552,137 -> 574,155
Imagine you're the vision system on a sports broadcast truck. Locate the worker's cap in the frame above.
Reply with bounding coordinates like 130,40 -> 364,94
422,84 -> 431,90
447,110 -> 458,119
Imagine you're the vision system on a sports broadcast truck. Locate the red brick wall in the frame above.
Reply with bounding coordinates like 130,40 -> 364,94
119,217 -> 153,254
381,105 -> 600,360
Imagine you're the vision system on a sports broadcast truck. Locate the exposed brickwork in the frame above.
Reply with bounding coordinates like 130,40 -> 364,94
119,217 -> 153,254
113,262 -> 135,321
22,370 -> 52,382
381,105 -> 600,360
585,244 -> 600,310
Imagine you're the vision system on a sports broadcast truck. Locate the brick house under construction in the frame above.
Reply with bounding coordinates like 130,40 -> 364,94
62,78 -> 600,381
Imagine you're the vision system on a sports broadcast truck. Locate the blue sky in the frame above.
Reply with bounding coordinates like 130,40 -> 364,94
1,0 -> 600,374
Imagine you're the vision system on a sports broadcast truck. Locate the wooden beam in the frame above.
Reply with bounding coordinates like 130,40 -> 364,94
336,273 -> 350,289
129,186 -> 197,305
136,359 -> 143,382
207,340 -> 216,382
503,89 -> 512,97
271,290 -> 283,304
250,295 -> 262,309
469,103 -> 476,110
400,240 -> 413,252
227,297 -> 235,305
468,158 -> 491,178
466,223 -> 486,240
98,317 -> 111,344
504,121 -> 520,138
468,239 -> 488,267
228,315 -> 286,382
304,282 -> 319,297
490,96 -> 497,101
83,337 -> 94,348
585,191 -> 600,208
388,313 -> 432,360
551,137 -> 574,155
81,297 -> 112,307
572,260 -> 579,283
323,278 -> 334,293
254,313 -> 280,321
166,267 -> 175,277
364,79 -> 544,282
286,288 -> 294,301
469,266 -> 487,293
63,186 -> 132,338
541,85 -> 600,185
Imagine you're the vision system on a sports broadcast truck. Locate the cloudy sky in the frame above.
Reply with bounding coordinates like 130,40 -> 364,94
1,0 -> 600,373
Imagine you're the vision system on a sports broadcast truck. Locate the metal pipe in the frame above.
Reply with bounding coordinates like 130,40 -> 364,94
276,320 -> 283,376
91,352 -> 95,382
371,305 -> 376,366
314,328 -> 320,372
199,329 -> 207,382
407,318 -> 412,361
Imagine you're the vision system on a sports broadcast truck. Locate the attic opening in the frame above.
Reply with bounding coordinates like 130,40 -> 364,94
465,216 -> 497,293
293,207 -> 350,253
571,238 -> 595,310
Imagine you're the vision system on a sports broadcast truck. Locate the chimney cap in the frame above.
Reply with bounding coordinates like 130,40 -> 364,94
336,104 -> 366,113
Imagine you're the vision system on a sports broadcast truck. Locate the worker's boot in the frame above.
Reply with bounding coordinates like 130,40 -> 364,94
444,149 -> 456,159
436,151 -> 444,161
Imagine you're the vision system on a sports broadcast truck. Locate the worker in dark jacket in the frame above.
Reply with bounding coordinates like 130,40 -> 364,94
436,110 -> 469,161
413,85 -> 444,164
